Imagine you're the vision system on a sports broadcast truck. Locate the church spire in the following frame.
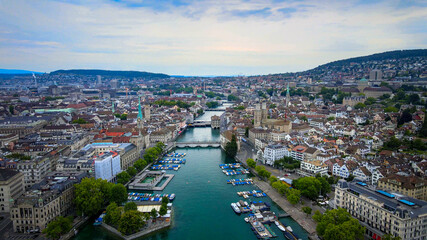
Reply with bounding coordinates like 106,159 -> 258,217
137,96 -> 143,120
286,83 -> 290,106
112,100 -> 115,113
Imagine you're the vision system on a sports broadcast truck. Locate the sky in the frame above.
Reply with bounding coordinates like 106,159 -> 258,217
0,0 -> 426,76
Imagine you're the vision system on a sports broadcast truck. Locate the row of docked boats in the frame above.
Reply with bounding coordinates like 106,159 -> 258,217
127,192 -> 175,202
237,190 -> 267,198
274,221 -> 301,240
227,178 -> 253,185
222,169 -> 250,176
151,164 -> 181,170
165,152 -> 186,157
159,159 -> 186,164
230,200 -> 252,214
219,163 -> 240,169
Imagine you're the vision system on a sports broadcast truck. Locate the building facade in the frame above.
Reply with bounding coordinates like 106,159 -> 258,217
335,180 -> 427,240
0,169 -> 24,213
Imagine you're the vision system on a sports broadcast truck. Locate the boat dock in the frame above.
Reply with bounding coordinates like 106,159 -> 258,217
128,171 -> 174,191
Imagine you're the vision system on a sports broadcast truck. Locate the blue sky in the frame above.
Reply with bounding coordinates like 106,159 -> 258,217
0,0 -> 426,75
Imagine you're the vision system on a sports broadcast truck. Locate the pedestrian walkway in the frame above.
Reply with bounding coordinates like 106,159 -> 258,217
253,178 -> 319,239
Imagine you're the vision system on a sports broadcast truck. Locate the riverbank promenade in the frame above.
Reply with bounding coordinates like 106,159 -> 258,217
253,178 -> 318,239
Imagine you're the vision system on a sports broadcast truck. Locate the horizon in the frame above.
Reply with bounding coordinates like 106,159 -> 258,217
0,0 -> 426,75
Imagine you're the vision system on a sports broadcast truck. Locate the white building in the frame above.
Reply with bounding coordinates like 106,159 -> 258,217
300,160 -> 328,176
263,145 -> 289,165
94,151 -> 121,182
333,162 -> 351,178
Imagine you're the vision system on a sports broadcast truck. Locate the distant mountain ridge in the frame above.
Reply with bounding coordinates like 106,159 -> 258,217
51,69 -> 170,79
312,49 -> 427,70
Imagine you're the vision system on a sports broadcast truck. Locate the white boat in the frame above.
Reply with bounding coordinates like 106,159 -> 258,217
275,221 -> 286,232
231,203 -> 241,213
244,217 -> 249,223
286,226 -> 293,232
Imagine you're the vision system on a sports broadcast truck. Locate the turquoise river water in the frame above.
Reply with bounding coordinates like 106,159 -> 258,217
73,111 -> 308,240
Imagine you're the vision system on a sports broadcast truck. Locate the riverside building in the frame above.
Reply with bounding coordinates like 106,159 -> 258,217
335,179 -> 427,240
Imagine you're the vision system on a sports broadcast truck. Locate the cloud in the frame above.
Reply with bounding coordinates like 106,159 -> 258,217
0,0 -> 425,75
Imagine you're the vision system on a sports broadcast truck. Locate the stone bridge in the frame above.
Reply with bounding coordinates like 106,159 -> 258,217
171,141 -> 221,148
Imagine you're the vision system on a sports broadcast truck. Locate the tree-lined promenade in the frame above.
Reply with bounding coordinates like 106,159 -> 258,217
245,157 -> 366,240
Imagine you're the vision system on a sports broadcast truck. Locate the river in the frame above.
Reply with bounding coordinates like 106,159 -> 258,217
73,110 -> 308,240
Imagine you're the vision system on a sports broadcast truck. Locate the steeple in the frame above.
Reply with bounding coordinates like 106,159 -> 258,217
286,83 -> 291,106
112,101 -> 115,113
137,96 -> 143,120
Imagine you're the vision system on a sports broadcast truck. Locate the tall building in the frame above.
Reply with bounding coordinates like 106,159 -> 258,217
335,179 -> 427,240
10,171 -> 87,233
370,69 -> 383,81
0,169 -> 24,213
144,105 -> 151,121
285,83 -> 291,106
110,79 -> 118,89
94,151 -> 121,182
254,102 -> 268,127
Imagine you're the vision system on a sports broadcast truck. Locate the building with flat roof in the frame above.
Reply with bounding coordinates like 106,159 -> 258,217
335,179 -> 427,240
0,169 -> 24,213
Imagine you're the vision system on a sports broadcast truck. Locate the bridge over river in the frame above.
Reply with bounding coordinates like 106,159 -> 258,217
167,141 -> 221,148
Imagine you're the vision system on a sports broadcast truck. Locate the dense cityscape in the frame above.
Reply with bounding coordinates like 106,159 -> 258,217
0,49 -> 425,240
1,0 -> 427,239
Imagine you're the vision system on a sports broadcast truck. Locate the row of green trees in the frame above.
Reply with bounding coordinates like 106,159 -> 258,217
153,99 -> 191,109
74,178 -> 128,217
104,196 -> 169,235
117,142 -> 165,184
273,156 -> 300,170
246,158 -> 301,205
292,175 -> 333,200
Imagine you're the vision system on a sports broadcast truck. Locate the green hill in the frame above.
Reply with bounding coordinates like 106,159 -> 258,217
51,69 -> 170,79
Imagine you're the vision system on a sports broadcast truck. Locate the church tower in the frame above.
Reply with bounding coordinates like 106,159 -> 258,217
286,83 -> 291,106
254,103 -> 262,127
137,96 -> 143,130
144,105 -> 151,121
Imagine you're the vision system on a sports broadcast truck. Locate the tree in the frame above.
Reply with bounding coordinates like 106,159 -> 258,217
302,206 -> 312,217
116,172 -> 131,185
74,178 -> 112,216
134,159 -> 147,171
245,127 -> 249,137
127,166 -> 137,177
384,106 -> 398,113
300,116 -> 308,122
383,136 -> 401,150
124,202 -> 138,212
161,196 -> 169,205
397,109 -> 412,126
316,175 -> 332,196
345,174 -> 355,182
159,205 -> 167,216
110,184 -> 128,205
269,175 -> 278,185
42,216 -> 73,240
408,93 -> 420,104
9,105 -> 14,115
293,177 -> 321,200
150,208 -> 158,219
287,188 -> 301,204
225,134 -> 238,158
118,210 -> 144,235
354,102 -> 366,109
104,202 -> 122,226
246,158 -> 256,168
419,114 -> 427,137
382,234 -> 402,240
313,208 -> 364,240
72,118 -> 88,124
364,97 -> 376,105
